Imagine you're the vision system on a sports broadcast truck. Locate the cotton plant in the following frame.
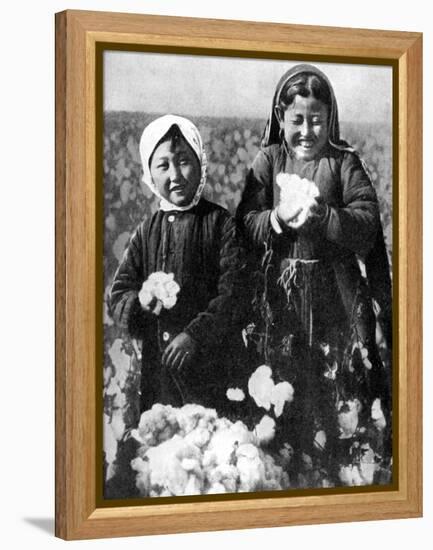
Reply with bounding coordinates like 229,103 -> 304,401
337,398 -> 362,439
226,365 -> 294,441
254,415 -> 276,445
103,337 -> 137,479
130,403 -> 289,497
338,441 -> 377,486
225,365 -> 295,478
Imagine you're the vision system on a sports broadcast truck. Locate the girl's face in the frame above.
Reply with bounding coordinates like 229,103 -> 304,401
149,136 -> 201,207
277,95 -> 329,161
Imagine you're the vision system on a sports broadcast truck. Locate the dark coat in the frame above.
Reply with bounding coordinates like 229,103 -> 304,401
236,143 -> 392,343
109,199 -> 246,412
236,143 -> 392,450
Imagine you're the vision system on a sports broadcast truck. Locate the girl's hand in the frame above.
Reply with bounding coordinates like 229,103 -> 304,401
286,204 -> 314,229
162,332 -> 197,373
274,203 -> 303,226
289,200 -> 328,230
138,286 -> 163,315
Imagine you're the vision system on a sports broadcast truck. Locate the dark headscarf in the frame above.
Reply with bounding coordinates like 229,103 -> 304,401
263,63 -> 393,347
262,63 -> 348,151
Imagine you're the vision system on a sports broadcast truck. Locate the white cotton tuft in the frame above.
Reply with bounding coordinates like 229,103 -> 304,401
276,173 -> 319,226
337,399 -> 361,439
131,403 -> 290,496
139,271 -> 180,311
226,388 -> 246,402
270,381 -> 294,417
248,365 -> 274,410
254,415 -> 276,445
371,398 -> 387,431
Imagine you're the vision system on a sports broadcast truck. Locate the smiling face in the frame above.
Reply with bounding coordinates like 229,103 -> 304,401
149,135 -> 201,207
277,95 -> 329,161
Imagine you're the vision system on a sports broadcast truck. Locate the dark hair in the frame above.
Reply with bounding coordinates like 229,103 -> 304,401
148,124 -> 200,168
277,73 -> 332,112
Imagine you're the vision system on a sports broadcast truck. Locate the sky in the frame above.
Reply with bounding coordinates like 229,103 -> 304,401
104,50 -> 392,124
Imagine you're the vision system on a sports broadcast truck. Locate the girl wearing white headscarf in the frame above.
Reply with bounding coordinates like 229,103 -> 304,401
110,115 -> 245,413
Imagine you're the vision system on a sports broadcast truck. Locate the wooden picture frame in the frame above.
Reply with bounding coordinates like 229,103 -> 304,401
55,9 -> 422,540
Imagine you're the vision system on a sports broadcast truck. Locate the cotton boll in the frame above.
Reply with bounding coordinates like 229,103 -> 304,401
113,390 -> 127,409
138,283 -> 154,309
276,174 -> 304,212
276,173 -> 319,224
215,464 -> 239,493
207,466 -> 223,486
209,430 -> 244,465
108,338 -> 131,387
165,280 -> 180,295
142,272 -> 180,311
270,381 -> 294,417
338,465 -> 354,485
359,443 -> 377,484
161,296 -> 176,309
205,420 -> 252,466
136,404 -> 179,447
149,447 -> 189,495
156,423 -> 177,445
254,415 -> 276,444
176,443 -> 202,466
237,443 -> 260,460
184,426 -> 212,448
339,464 -> 364,486
196,409 -> 218,434
202,449 -> 217,470
337,399 -> 361,439
248,365 -> 274,410
132,403 -> 299,496
237,453 -> 266,492
371,398 -> 387,431
226,388 -> 246,402
181,458 -> 200,472
176,403 -> 208,434
214,416 -> 232,432
221,474 -> 238,494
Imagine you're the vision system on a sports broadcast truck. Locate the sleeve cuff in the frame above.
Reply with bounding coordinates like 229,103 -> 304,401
270,209 -> 283,234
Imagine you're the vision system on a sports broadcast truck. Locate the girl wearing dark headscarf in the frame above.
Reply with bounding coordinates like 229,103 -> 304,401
236,64 -> 392,487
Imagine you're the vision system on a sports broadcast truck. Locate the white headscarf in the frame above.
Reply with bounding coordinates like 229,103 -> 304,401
139,114 -> 207,212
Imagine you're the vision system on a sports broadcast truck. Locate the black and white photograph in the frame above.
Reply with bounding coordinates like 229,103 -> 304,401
102,50 -> 393,500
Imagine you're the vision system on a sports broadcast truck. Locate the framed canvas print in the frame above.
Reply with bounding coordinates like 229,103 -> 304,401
55,10 -> 422,540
